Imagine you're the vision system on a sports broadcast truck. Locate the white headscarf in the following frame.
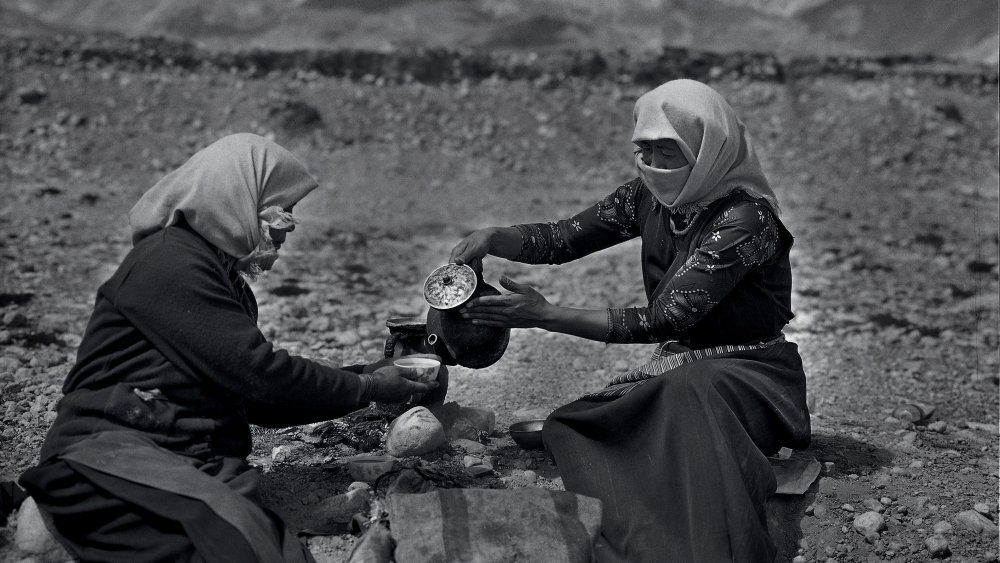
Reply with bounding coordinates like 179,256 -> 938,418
631,79 -> 779,214
129,133 -> 319,258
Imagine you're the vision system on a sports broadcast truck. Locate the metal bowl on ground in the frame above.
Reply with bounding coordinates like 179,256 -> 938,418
509,419 -> 546,451
346,455 -> 396,483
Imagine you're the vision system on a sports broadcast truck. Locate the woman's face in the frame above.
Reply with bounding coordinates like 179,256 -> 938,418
635,138 -> 688,170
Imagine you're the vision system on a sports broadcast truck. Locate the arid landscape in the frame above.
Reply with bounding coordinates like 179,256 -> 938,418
0,1 -> 998,562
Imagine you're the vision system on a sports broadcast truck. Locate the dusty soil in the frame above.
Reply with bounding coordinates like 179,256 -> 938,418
0,33 -> 998,562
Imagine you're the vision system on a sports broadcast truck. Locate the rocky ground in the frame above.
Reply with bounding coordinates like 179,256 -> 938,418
0,33 -> 998,562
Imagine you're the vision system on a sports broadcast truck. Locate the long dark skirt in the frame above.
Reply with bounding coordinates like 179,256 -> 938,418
20,431 -> 312,563
543,342 -> 810,563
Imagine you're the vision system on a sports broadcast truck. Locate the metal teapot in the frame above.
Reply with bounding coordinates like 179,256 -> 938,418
420,264 -> 510,369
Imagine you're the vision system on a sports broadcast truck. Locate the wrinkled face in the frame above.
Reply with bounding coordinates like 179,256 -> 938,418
236,206 -> 296,277
259,206 -> 295,270
634,138 -> 688,170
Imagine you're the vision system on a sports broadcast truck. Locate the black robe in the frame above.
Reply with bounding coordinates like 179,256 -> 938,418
21,221 -> 371,563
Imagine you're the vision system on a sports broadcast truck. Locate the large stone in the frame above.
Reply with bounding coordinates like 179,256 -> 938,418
445,417 -> 480,441
14,497 -> 74,563
924,534 -> 950,558
314,488 -> 371,524
429,402 -> 496,437
852,511 -> 886,542
954,509 -> 999,535
386,406 -> 447,457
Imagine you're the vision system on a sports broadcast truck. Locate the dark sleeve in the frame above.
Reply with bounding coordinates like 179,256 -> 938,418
113,237 -> 372,423
606,200 -> 784,343
243,364 -> 371,428
512,179 -> 643,264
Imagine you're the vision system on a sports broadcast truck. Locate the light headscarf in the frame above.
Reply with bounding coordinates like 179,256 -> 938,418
129,133 -> 319,258
631,79 -> 779,214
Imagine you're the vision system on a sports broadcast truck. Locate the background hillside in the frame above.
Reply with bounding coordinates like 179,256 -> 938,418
2,0 -> 998,63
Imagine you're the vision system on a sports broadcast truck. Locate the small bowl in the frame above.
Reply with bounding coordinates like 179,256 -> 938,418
509,419 -> 546,451
346,455 -> 396,483
393,355 -> 442,384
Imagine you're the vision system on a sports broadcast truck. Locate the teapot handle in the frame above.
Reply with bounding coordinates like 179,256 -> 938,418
383,333 -> 399,359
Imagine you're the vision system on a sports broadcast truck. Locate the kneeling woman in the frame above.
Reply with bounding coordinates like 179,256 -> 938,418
20,134 -> 434,562
451,79 -> 811,562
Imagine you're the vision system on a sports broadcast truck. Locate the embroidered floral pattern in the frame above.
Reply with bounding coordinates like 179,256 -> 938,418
604,197 -> 785,344
596,179 -> 640,235
513,222 -> 569,264
736,203 -> 780,267
662,289 -> 717,330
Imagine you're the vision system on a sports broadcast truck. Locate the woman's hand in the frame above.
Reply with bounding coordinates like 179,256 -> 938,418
459,276 -> 552,328
366,366 -> 439,404
449,228 -> 493,271
449,227 -> 523,269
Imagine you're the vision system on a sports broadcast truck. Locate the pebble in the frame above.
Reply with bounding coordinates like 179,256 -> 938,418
863,498 -> 884,512
450,438 -> 486,454
523,470 -> 537,484
0,356 -> 20,374
975,502 -> 992,515
271,444 -> 296,463
932,520 -> 953,535
965,421 -> 999,435
2,311 -> 27,327
927,420 -> 947,433
924,534 -> 950,558
466,464 -> 493,478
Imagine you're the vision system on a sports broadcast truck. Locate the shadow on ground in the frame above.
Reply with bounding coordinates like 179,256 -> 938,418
768,432 -> 895,562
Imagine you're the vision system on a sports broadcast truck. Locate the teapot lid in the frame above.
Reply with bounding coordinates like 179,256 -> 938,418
423,264 -> 477,309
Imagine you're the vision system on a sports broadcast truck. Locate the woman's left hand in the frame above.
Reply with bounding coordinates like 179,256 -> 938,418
459,276 -> 551,328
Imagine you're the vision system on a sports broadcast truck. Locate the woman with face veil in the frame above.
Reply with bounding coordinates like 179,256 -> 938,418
19,134 -> 435,562
451,80 -> 811,562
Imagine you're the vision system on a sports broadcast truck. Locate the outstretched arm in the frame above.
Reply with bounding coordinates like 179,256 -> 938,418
449,179 -> 645,268
461,200 -> 786,344
459,276 -> 611,342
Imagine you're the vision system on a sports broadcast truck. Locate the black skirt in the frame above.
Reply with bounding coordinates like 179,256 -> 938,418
543,341 -> 811,563
20,431 -> 313,563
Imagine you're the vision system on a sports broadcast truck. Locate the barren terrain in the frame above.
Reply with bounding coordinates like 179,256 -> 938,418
1,28 -> 998,563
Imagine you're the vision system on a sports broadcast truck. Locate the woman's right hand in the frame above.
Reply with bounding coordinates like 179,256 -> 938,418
367,366 -> 439,403
449,228 -> 495,267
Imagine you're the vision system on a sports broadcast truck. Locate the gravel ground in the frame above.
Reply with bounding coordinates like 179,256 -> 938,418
0,34 -> 998,562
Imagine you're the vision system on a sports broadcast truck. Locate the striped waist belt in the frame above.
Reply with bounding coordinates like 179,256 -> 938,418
582,334 -> 787,401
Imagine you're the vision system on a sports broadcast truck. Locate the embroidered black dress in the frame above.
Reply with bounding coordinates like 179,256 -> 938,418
20,221 -> 375,563
515,179 -> 811,563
